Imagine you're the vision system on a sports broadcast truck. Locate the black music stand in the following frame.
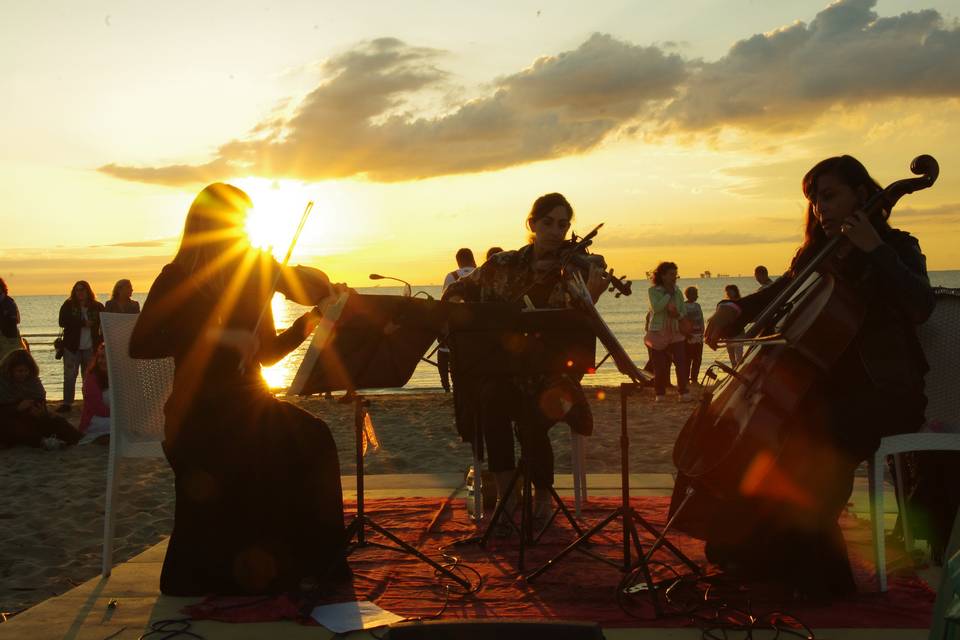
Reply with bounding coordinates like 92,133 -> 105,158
522,354 -> 701,618
447,303 -> 595,570
290,294 -> 471,590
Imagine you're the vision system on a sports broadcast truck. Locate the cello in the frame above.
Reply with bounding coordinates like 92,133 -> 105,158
670,155 -> 939,537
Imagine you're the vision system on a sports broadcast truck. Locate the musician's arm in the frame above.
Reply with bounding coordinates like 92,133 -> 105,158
257,308 -> 315,366
868,234 -> 935,324
442,265 -> 483,302
276,262 -> 342,305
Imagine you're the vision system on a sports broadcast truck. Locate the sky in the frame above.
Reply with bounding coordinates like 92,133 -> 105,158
2,0 -> 959,294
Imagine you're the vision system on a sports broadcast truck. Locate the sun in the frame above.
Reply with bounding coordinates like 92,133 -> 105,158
235,178 -> 317,259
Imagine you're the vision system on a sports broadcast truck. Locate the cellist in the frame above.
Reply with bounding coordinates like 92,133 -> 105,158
702,155 -> 934,598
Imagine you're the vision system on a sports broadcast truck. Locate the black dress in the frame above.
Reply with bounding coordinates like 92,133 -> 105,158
131,255 -> 347,595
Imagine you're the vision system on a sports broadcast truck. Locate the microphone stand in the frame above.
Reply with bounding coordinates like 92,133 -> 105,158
369,273 -> 411,297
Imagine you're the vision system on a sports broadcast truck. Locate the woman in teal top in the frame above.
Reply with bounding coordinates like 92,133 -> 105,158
644,261 -> 690,401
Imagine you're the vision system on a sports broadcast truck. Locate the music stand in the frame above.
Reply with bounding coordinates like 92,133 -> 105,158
447,303 -> 594,570
290,293 -> 471,590
521,330 -> 701,619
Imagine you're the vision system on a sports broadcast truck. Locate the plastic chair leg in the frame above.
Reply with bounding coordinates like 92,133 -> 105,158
101,447 -> 121,577
870,452 -> 888,592
892,452 -> 914,554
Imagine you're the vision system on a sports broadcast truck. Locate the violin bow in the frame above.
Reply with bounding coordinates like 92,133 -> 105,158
239,200 -> 314,372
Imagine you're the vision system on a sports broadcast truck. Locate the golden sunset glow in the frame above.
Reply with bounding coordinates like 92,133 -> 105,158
1,1 -> 959,295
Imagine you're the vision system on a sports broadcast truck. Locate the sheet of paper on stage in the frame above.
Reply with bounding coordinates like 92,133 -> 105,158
310,600 -> 404,633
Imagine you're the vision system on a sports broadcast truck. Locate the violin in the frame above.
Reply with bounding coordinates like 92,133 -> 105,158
555,224 -> 633,298
669,155 -> 939,537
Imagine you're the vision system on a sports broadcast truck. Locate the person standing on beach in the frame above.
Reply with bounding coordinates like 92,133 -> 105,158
754,265 -> 774,290
683,286 -> 704,385
444,193 -> 608,526
57,281 -> 104,413
0,278 -> 24,360
437,248 -> 476,392
644,262 -> 690,402
722,284 -> 743,367
105,279 -> 140,314
130,182 -> 350,596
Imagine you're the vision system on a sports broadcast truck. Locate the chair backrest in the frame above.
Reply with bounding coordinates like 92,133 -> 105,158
100,313 -> 174,457
918,287 -> 960,434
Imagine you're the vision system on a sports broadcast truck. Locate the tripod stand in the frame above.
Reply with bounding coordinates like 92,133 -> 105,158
476,446 -> 587,572
525,382 -> 701,617
289,294 -> 471,591
446,304 -> 597,570
343,395 -> 471,590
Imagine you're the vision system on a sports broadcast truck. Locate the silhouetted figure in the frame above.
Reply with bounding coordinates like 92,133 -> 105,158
0,278 -> 23,361
644,262 -> 690,401
722,284 -> 743,366
754,265 -> 774,290
699,155 -> 934,598
684,286 -> 704,384
105,278 -> 140,313
0,349 -> 80,448
57,280 -> 104,412
445,193 -> 608,526
131,183 -> 350,596
438,249 -> 477,392
486,246 -> 504,261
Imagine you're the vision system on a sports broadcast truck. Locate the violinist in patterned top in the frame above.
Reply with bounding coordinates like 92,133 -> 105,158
444,192 -> 609,527
701,155 -> 934,598
130,183 -> 351,596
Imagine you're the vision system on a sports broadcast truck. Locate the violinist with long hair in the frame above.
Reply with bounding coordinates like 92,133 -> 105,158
444,193 -> 608,527
131,183 -> 351,595
700,155 -> 934,597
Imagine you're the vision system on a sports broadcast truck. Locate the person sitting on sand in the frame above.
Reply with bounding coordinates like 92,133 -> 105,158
78,345 -> 111,444
0,277 -> 25,361
0,349 -> 81,449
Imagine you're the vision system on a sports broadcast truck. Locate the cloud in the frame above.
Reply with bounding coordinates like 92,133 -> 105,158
90,237 -> 178,248
101,1 -> 960,186
666,0 -> 960,131
891,202 -> 960,224
100,34 -> 686,185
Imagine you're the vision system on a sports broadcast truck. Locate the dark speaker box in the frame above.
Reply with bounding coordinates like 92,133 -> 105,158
383,619 -> 604,639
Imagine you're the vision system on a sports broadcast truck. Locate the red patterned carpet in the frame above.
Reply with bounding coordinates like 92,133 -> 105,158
187,496 -> 935,630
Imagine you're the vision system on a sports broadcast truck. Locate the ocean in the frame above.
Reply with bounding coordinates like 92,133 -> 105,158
14,271 -> 960,400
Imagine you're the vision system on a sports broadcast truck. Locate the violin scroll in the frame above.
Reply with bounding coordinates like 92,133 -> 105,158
606,268 -> 632,298
910,154 -> 938,186
877,154 -> 939,217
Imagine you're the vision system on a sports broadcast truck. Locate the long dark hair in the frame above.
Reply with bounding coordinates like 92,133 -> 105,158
790,155 -> 884,274
0,277 -> 7,295
70,280 -> 97,306
651,261 -> 678,286
0,349 -> 39,381
172,183 -> 253,295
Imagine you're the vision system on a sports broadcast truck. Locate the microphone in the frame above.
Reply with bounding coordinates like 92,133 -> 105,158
369,273 -> 412,297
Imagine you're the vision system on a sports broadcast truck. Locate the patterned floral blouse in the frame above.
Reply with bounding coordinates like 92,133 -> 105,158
444,243 -> 605,309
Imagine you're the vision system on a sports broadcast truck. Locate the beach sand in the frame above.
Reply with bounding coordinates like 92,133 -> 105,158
0,386 -> 698,617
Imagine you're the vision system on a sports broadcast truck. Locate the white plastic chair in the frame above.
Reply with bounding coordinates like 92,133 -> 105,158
99,312 -> 175,576
870,287 -> 960,591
